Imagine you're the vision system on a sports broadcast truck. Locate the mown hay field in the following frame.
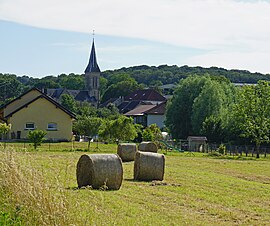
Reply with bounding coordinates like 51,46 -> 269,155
0,142 -> 270,225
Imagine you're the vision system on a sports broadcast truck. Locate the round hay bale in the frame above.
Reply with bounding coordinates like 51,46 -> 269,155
117,143 -> 137,162
138,142 -> 158,153
134,151 -> 165,181
76,154 -> 123,190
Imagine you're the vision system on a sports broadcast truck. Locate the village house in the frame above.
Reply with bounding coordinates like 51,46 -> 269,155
118,89 -> 167,113
124,101 -> 166,129
144,101 -> 166,128
0,87 -> 76,141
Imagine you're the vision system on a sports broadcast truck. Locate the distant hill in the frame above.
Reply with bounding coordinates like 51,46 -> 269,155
102,65 -> 270,86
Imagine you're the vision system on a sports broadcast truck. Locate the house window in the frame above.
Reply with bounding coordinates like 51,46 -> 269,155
25,122 -> 35,130
47,123 -> 57,131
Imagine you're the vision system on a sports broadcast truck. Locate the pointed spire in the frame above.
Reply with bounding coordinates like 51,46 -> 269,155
84,36 -> 100,73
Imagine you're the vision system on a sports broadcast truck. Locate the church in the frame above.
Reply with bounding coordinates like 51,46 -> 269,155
46,38 -> 101,107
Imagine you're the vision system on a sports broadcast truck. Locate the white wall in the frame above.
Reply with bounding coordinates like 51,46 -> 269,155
147,115 -> 165,128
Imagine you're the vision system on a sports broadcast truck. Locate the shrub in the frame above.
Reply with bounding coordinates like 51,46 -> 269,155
0,123 -> 11,139
142,124 -> 162,142
217,144 -> 226,155
28,130 -> 47,149
142,128 -> 154,141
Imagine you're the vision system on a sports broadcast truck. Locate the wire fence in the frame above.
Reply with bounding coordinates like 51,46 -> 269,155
197,143 -> 270,158
160,140 -> 269,157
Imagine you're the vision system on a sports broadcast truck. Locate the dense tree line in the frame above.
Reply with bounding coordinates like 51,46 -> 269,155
1,65 -> 270,105
103,65 -> 270,85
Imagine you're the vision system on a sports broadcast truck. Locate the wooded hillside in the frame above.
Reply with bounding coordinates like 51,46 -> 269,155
1,65 -> 270,105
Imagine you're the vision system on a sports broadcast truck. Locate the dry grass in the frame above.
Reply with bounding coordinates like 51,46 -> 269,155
0,142 -> 270,225
0,147 -> 73,225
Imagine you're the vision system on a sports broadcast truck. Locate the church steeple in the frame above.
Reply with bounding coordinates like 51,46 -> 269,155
84,39 -> 100,73
84,34 -> 100,106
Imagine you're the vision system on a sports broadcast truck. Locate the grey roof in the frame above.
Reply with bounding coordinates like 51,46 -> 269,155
84,40 -> 100,73
46,88 -> 97,103
75,91 -> 97,102
46,88 -> 65,99
124,105 -> 156,116
144,102 -> 166,115
99,98 -> 118,108
118,101 -> 141,113
124,89 -> 166,102
118,100 -> 154,114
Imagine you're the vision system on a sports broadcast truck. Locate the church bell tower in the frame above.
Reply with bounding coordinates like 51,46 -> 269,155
84,37 -> 100,104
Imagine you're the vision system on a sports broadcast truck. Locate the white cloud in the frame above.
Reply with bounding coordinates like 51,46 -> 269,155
1,0 -> 270,73
187,51 -> 270,74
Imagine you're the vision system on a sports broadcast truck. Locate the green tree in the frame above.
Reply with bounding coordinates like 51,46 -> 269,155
166,75 -> 235,140
165,76 -> 209,139
75,102 -> 98,117
34,76 -> 60,89
28,130 -> 47,149
191,79 -> 235,135
0,123 -> 11,144
73,117 -> 103,150
201,116 -> 224,143
101,80 -> 143,103
97,106 -> 119,119
107,73 -> 135,85
60,94 -> 76,112
142,129 -> 154,141
98,119 -> 114,142
99,76 -> 108,96
58,73 -> 84,90
0,74 -> 25,104
142,124 -> 162,141
111,116 -> 138,142
98,116 -> 138,143
231,81 -> 270,158
0,123 -> 11,135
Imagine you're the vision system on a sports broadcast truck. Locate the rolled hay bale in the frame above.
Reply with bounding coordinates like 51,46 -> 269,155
134,151 -> 165,181
76,154 -> 123,190
138,141 -> 158,153
117,143 -> 137,162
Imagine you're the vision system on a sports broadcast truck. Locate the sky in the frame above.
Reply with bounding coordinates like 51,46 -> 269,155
1,0 -> 270,78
